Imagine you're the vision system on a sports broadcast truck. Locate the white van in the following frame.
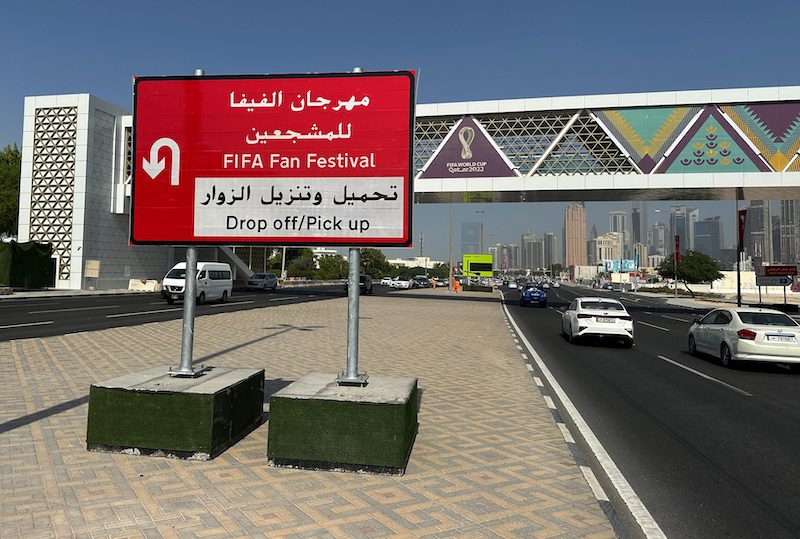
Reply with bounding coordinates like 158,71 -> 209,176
161,262 -> 233,305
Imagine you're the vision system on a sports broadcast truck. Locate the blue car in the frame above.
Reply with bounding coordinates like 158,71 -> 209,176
519,285 -> 547,307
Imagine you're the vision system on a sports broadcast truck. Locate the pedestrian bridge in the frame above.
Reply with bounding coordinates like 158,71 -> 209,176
412,86 -> 800,203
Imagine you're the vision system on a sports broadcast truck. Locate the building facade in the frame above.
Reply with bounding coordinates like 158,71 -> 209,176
694,216 -> 723,261
19,95 -> 173,289
564,203 -> 587,267
544,232 -> 558,269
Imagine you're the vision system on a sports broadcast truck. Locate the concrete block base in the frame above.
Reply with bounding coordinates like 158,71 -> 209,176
87,366 -> 264,460
267,372 -> 418,475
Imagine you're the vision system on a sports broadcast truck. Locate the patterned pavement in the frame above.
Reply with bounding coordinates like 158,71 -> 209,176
0,288 -> 616,538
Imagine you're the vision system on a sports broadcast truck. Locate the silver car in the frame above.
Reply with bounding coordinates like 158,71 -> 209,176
688,307 -> 800,369
246,272 -> 278,290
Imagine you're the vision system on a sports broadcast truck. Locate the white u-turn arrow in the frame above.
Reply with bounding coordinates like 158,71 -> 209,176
142,137 -> 180,186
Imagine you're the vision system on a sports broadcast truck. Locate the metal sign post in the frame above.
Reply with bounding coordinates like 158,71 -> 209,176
169,68 -> 207,377
338,247 -> 368,386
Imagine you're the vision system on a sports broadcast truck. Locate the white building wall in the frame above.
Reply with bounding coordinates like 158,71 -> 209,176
21,94 -> 172,290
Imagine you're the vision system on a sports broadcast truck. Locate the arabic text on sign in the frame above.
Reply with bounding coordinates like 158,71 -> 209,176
230,91 -> 370,113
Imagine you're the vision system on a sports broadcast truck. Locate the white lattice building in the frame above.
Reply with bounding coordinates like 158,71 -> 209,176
19,95 -> 172,289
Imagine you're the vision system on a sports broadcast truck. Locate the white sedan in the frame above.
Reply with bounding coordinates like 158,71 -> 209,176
688,307 -> 800,369
561,297 -> 634,347
392,276 -> 414,289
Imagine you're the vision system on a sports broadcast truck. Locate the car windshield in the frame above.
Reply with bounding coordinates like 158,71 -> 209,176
251,274 -> 266,279
165,269 -> 186,279
580,301 -> 624,310
737,312 -> 798,326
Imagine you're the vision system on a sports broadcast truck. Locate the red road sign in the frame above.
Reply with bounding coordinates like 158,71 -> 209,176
764,265 -> 798,276
131,72 -> 415,246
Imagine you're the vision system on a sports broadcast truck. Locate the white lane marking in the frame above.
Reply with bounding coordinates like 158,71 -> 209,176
638,321 -> 670,332
107,308 -> 182,318
645,312 -> 654,315
516,345 -> 523,351
234,294 -> 256,299
501,291 -> 666,538
581,466 -> 610,502
558,423 -> 575,444
543,395 -> 556,409
526,363 -> 534,371
270,296 -> 298,302
0,320 -> 54,329
656,355 -> 753,397
513,338 -> 519,344
29,305 -> 119,314
521,353 -> 528,360
533,376 -> 544,387
662,315 -> 690,323
210,301 -> 255,308
308,295 -> 316,298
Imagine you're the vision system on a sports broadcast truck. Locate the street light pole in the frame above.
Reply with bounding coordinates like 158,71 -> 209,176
449,195 -> 454,291
475,210 -> 485,253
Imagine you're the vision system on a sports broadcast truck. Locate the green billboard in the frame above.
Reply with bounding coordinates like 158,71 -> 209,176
462,254 -> 493,277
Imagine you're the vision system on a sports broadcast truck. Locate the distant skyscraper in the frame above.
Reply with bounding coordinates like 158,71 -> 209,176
564,203 -> 587,267
772,215 -> 782,264
649,221 -> 667,256
544,233 -> 558,269
491,243 -> 519,272
780,200 -> 800,264
745,200 -> 773,262
587,224 -> 598,265
461,222 -> 481,257
633,243 -> 648,268
670,206 -> 700,252
694,217 -> 723,260
520,233 -> 544,272
609,210 -> 630,257
596,232 -> 623,262
632,201 -> 648,245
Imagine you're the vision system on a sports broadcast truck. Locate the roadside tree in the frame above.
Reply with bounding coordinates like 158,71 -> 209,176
0,144 -> 21,237
656,250 -> 723,298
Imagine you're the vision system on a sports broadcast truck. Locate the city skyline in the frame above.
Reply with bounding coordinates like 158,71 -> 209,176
383,199 -> 753,263
400,198 -> 789,271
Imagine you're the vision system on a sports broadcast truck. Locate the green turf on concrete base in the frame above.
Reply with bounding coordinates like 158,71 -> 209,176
87,366 -> 264,459
267,372 -> 418,474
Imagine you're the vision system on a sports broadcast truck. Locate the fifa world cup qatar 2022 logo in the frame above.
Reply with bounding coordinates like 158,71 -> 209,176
458,126 -> 475,159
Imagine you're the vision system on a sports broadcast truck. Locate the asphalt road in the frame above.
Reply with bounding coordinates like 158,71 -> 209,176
506,284 -> 800,538
0,285 -> 371,341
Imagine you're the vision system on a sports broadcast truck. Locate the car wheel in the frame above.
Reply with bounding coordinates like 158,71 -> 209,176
688,335 -> 697,356
789,363 -> 800,373
720,343 -> 736,368
541,302 -> 547,308
197,292 -> 206,305
623,339 -> 633,348
221,290 -> 228,303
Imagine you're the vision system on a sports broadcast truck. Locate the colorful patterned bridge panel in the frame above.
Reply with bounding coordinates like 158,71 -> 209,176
721,103 -> 800,172
656,107 -> 771,173
594,106 -> 701,173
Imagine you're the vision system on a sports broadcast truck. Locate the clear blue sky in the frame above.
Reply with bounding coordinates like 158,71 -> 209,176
3,1 -> 798,260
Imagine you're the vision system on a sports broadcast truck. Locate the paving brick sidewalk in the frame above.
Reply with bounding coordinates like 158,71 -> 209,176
0,289 -> 616,538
